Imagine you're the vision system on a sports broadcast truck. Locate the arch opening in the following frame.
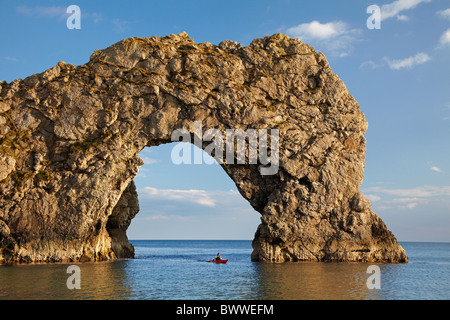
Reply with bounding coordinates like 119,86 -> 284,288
131,143 -> 261,240
106,142 -> 263,259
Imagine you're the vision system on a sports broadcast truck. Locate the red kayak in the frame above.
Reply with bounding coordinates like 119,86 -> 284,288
206,259 -> 228,264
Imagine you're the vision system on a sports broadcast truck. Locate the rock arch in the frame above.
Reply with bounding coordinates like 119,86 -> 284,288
0,33 -> 407,263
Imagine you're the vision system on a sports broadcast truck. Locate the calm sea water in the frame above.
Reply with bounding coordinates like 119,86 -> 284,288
0,241 -> 449,300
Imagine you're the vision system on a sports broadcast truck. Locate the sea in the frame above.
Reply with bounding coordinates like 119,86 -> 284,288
0,240 -> 449,300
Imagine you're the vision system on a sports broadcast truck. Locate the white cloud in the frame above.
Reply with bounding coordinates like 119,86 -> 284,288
437,8 -> 450,20
396,14 -> 410,21
391,197 -> 423,203
375,198 -> 423,210
16,5 -> 68,19
384,52 -> 430,70
4,56 -> 19,62
381,0 -> 432,21
439,29 -> 450,46
366,194 -> 381,202
430,166 -> 444,173
286,20 -> 348,40
112,19 -> 129,34
405,203 -> 418,209
364,185 -> 450,198
286,20 -> 360,57
135,214 -> 194,221
140,186 -> 217,207
362,52 -> 433,71
141,156 -> 159,165
16,5 -> 102,23
360,60 -> 383,70
364,185 -> 450,212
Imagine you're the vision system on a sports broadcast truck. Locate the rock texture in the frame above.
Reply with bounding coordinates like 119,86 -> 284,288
0,33 -> 407,263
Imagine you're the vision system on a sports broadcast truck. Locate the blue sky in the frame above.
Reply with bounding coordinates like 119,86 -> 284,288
1,0 -> 449,241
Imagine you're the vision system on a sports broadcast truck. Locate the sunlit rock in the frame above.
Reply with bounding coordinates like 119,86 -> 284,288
0,33 -> 407,263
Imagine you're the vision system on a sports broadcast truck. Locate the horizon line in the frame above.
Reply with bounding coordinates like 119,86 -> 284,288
128,239 -> 450,243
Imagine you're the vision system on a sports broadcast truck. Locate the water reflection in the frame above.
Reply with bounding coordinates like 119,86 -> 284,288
1,241 -> 448,300
253,262 -> 392,300
0,260 -> 408,300
0,261 -> 132,300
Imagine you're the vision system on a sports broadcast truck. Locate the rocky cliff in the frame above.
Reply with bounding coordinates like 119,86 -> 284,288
0,33 -> 407,263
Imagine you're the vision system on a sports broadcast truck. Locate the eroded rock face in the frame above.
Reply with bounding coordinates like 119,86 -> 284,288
0,33 -> 407,263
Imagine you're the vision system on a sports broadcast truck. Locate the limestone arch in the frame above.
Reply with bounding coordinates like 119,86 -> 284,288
0,33 -> 407,263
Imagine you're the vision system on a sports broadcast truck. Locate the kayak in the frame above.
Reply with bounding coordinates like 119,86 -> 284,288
206,259 -> 228,264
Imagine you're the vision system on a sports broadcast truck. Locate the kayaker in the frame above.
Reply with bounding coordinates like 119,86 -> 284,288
213,252 -> 222,261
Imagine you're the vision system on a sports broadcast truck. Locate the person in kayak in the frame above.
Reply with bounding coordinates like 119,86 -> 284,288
213,252 -> 222,261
